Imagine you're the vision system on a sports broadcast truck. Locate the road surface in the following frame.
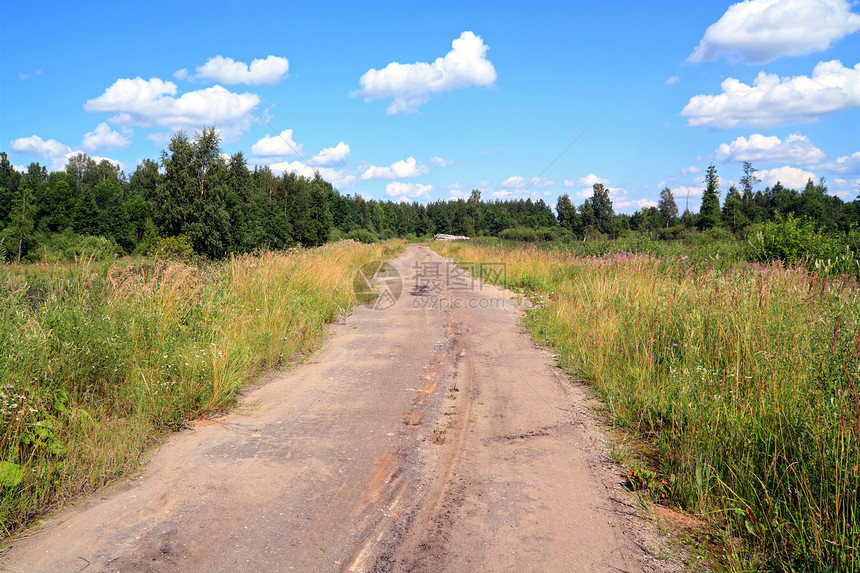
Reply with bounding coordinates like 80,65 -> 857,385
1,244 -> 674,572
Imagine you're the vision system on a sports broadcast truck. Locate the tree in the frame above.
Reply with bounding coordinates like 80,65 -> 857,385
590,183 -> 614,235
129,159 -> 162,201
156,128 -> 231,257
65,153 -> 96,185
698,165 -> 721,230
2,184 -> 35,261
556,193 -> 578,232
0,152 -> 21,227
72,185 -> 100,235
657,187 -> 678,228
722,185 -> 747,232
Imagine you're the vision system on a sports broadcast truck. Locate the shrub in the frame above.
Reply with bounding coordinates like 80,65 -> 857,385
344,228 -> 378,244
748,214 -> 859,274
499,227 -> 538,242
153,235 -> 194,260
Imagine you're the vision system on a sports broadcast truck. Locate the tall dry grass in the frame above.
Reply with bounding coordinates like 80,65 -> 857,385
434,241 -> 859,572
0,240 -> 401,535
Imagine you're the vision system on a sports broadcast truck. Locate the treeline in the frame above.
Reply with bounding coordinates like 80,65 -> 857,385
2,127 -> 858,263
557,163 -> 860,239
0,128 -> 556,262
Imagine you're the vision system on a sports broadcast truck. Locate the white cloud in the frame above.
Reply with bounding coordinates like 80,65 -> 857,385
385,181 -> 434,200
666,76 -> 680,85
87,155 -> 123,170
361,157 -> 428,180
268,160 -> 356,189
353,31 -> 496,114
501,175 -> 553,189
431,156 -> 453,167
310,142 -> 350,166
500,176 -> 527,189
81,122 -> 131,151
19,69 -> 43,81
84,77 -> 260,137
173,68 -> 189,81
715,133 -> 827,164
564,173 -> 609,188
9,135 -> 71,159
681,166 -> 701,176
689,0 -> 860,64
251,129 -> 303,158
681,60 -> 860,129
195,55 -> 289,85
758,165 -> 817,188
616,198 -> 659,210
818,151 -> 860,174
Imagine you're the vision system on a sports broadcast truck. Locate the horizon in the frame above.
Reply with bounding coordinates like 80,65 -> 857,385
2,0 -> 858,214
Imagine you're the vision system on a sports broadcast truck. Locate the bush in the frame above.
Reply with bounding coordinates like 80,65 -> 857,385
24,230 -> 121,263
499,227 -> 538,242
153,235 -> 194,260
748,214 -> 858,275
344,228 -> 378,244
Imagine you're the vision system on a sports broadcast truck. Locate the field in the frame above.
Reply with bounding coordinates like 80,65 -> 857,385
0,240 -> 402,535
432,240 -> 859,572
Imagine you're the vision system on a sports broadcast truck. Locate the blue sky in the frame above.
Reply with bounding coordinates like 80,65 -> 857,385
2,0 -> 858,213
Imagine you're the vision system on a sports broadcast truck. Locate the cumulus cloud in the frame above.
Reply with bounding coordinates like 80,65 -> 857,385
681,166 -> 701,176
269,160 -> 356,189
250,129 -> 303,158
385,182 -> 434,200
689,0 -> 860,64
564,173 -> 609,188
818,151 -> 860,174
431,156 -> 453,167
361,157 -> 428,180
9,135 -> 71,159
9,135 -> 126,171
353,31 -> 496,114
681,60 -> 860,128
84,77 -> 260,137
616,198 -> 659,210
715,133 -> 827,164
310,142 -> 350,167
81,122 -> 132,151
173,68 -> 189,81
666,76 -> 680,85
758,165 -> 817,188
195,55 -> 289,85
501,175 -> 553,189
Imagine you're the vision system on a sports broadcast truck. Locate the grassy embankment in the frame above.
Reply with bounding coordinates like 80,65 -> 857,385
433,241 -> 859,572
0,240 -> 402,536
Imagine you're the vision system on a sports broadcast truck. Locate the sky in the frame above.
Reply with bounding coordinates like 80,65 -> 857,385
1,0 -> 859,214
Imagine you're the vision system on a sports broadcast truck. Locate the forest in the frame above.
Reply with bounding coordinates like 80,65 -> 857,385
2,128 -> 858,270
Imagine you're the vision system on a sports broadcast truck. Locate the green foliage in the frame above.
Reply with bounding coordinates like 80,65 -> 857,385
343,228 -> 378,244
499,226 -> 538,242
698,165 -> 721,230
748,214 -> 859,274
153,235 -> 194,260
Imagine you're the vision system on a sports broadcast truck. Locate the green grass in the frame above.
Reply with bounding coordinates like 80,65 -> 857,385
0,240 -> 402,536
433,241 -> 859,572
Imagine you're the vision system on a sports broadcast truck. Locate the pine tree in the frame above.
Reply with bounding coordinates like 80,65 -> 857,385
698,165 -> 721,230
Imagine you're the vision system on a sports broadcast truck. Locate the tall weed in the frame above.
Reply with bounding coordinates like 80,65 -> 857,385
434,241 -> 859,572
0,241 -> 401,534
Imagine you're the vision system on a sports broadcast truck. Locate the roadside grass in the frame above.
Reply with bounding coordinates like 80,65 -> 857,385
432,241 -> 859,572
0,240 -> 402,536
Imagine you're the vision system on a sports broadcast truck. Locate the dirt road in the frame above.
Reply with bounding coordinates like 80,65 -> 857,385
1,245 -> 672,572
